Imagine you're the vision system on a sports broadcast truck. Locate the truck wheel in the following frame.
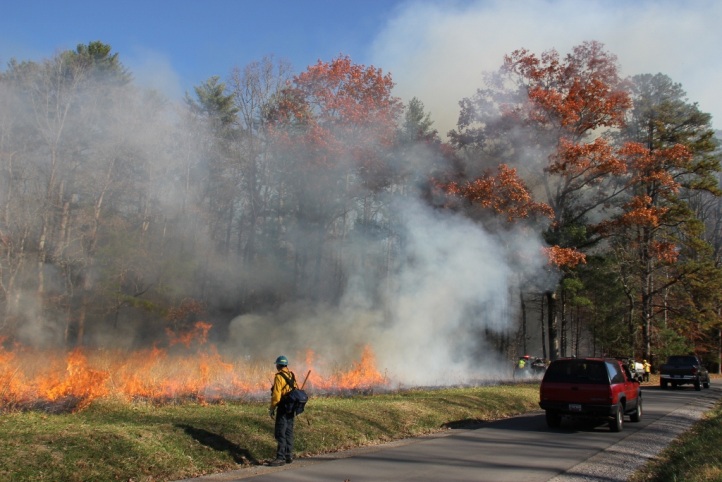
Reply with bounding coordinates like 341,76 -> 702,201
661,379 -> 668,389
703,381 -> 710,389
695,378 -> 701,391
609,403 -> 623,432
630,398 -> 642,422
546,411 -> 562,428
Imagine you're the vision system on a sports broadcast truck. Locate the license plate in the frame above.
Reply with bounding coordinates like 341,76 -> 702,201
569,404 -> 582,412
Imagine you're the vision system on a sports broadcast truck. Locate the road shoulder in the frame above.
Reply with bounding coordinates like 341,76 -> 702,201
549,387 -> 722,482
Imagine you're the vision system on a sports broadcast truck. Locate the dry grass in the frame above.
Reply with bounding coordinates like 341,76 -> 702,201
0,383 -> 540,482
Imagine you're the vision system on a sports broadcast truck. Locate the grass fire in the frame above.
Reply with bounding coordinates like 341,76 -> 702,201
0,323 -> 388,413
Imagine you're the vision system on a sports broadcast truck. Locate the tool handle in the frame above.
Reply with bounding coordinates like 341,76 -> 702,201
300,370 -> 311,390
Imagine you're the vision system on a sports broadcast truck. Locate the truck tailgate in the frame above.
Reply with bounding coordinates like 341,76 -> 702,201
541,382 -> 611,404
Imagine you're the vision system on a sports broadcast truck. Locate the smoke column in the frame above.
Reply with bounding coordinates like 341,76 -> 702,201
371,0 -> 722,137
228,195 -> 548,386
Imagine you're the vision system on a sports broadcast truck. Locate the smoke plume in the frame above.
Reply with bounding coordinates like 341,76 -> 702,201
370,0 -> 722,137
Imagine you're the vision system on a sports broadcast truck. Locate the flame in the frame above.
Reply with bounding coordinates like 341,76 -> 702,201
166,321 -> 212,348
42,349 -> 110,410
337,346 -> 387,389
0,328 -> 389,412
304,345 -> 387,391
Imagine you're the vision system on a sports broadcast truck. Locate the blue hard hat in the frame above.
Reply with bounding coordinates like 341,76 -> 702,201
275,355 -> 288,366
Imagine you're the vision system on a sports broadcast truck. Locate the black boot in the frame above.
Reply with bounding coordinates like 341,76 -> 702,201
268,457 -> 286,467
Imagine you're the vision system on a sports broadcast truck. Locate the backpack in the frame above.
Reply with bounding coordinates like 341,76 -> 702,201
278,371 -> 309,415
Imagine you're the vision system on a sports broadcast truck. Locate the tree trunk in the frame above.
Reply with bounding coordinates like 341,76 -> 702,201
640,226 -> 654,361
718,327 -> 721,375
519,290 -> 527,355
560,288 -> 567,357
540,295 -> 547,360
546,290 -> 560,360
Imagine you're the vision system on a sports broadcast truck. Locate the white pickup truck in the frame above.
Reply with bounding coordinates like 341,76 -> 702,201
619,358 -> 644,382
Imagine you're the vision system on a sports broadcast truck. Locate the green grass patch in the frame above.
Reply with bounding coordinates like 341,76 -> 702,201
0,384 -> 539,481
630,397 -> 722,482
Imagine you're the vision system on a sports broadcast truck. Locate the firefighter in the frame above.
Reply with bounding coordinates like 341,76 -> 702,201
268,355 -> 296,466
643,359 -> 651,382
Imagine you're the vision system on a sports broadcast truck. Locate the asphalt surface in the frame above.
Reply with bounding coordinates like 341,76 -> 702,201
179,384 -> 722,482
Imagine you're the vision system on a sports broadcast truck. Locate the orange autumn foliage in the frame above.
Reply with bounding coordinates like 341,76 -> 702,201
270,55 -> 402,189
503,41 -> 631,135
596,141 -> 693,265
543,246 -> 587,268
600,142 -> 692,231
619,142 -> 692,193
495,43 -> 631,271
549,137 -> 626,179
441,164 -> 553,222
651,241 -> 680,264
295,56 -> 401,134
617,195 -> 669,228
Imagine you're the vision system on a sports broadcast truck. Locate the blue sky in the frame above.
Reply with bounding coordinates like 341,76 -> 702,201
2,0 -> 721,135
0,0 -> 405,95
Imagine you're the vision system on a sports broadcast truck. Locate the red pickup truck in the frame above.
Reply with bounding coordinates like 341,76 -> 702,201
539,357 -> 642,432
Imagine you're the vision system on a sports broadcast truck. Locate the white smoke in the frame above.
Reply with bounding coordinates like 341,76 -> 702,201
228,195 -> 549,386
125,47 -> 184,100
374,197 -> 519,385
370,0 -> 722,137
1,32 -> 558,388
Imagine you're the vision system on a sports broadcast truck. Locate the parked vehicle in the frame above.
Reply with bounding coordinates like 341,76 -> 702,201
629,359 -> 645,382
659,355 -> 710,391
514,355 -> 546,378
530,357 -> 547,375
616,357 -> 645,382
539,357 -> 642,432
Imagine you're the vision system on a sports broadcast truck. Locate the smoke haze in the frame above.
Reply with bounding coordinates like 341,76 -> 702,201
226,195 -> 549,386
371,0 -> 722,136
0,54 -> 554,387
372,198 -> 542,384
19,0 -> 718,387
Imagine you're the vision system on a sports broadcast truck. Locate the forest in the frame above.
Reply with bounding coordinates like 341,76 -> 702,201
1,39 -> 721,387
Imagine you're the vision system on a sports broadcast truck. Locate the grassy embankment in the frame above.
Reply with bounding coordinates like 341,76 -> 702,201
630,378 -> 722,482
0,383 -> 541,481
3,378 -> 721,482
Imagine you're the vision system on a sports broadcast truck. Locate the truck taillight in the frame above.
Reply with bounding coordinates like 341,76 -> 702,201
691,367 -> 697,375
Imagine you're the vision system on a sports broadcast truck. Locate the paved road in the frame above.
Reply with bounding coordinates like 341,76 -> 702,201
181,385 -> 722,482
